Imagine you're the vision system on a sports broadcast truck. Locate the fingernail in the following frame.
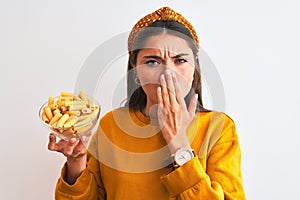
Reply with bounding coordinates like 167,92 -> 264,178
81,136 -> 86,142
70,137 -> 77,144
171,72 -> 176,78
157,86 -> 161,92
160,74 -> 165,81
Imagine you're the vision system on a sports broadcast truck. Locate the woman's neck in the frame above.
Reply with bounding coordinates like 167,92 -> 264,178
142,99 -> 158,119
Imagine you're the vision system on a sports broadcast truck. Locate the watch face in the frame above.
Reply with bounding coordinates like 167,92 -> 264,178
174,148 -> 194,166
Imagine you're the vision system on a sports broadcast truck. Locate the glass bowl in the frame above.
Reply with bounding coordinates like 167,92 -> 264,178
39,94 -> 100,141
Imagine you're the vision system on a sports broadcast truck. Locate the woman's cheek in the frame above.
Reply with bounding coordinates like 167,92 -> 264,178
176,68 -> 194,97
137,66 -> 162,86
177,75 -> 191,96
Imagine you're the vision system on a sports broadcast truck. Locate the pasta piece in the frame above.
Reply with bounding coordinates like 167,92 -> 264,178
82,108 -> 92,114
63,127 -> 76,135
60,97 -> 73,102
70,104 -> 87,111
44,106 -> 53,121
42,112 -> 49,123
48,96 -> 54,105
55,98 -> 62,105
52,121 -> 58,127
61,91 -> 73,97
56,114 -> 69,128
73,100 -> 86,105
53,109 -> 60,115
75,122 -> 93,133
76,115 -> 92,127
60,106 -> 67,112
63,116 -> 77,128
89,105 -> 98,111
79,90 -> 87,101
65,115 -> 75,123
90,106 -> 99,118
49,104 -> 58,110
77,115 -> 89,122
49,113 -> 62,125
57,128 -> 64,133
87,98 -> 95,107
63,101 -> 72,107
65,110 -> 80,117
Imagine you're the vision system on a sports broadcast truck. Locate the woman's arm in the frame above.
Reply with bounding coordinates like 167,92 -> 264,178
55,153 -> 106,200
160,117 -> 246,199
50,130 -> 106,199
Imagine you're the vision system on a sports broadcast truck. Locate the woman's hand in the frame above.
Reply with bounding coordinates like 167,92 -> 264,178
157,70 -> 198,154
48,133 -> 91,184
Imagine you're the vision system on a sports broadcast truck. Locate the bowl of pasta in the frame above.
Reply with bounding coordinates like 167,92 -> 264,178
39,91 -> 100,141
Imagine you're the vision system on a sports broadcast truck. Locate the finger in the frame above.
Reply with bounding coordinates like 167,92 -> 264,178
80,136 -> 88,146
72,148 -> 86,158
157,87 -> 165,117
64,137 -> 79,156
160,74 -> 170,107
165,70 -> 176,106
188,93 -> 198,115
48,134 -> 67,153
164,70 -> 175,93
157,86 -> 167,124
172,73 -> 185,105
48,133 -> 57,151
72,140 -> 87,157
157,86 -> 163,107
85,131 -> 92,137
80,134 -> 91,146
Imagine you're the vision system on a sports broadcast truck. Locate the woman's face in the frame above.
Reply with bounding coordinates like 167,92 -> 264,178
135,34 -> 195,105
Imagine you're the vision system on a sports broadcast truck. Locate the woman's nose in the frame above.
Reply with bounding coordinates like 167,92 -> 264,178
165,65 -> 172,70
164,60 -> 175,71
164,66 -> 178,77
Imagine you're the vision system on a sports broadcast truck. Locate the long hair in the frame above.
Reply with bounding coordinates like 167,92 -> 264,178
125,20 -> 208,112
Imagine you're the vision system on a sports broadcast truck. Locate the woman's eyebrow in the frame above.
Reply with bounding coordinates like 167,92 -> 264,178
172,53 -> 190,58
143,55 -> 162,60
143,53 -> 190,60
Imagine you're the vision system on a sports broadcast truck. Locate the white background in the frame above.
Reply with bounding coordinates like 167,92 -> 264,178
1,0 -> 299,199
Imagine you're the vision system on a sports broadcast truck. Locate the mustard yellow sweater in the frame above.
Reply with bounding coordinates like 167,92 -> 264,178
55,108 -> 246,199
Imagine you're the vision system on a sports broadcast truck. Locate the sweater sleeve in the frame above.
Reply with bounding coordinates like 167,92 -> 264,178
55,130 -> 106,200
160,116 -> 246,200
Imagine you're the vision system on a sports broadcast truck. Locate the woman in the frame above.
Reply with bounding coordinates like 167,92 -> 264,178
48,7 -> 246,199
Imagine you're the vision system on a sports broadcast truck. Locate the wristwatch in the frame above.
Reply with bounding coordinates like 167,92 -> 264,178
172,148 -> 195,168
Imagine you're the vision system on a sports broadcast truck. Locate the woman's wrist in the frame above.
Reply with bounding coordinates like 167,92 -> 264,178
66,154 -> 87,185
167,131 -> 191,154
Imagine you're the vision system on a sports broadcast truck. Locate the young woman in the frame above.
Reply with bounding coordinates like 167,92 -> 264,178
48,7 -> 246,199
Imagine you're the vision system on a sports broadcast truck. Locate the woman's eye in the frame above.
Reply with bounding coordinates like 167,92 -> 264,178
175,58 -> 187,64
145,60 -> 160,66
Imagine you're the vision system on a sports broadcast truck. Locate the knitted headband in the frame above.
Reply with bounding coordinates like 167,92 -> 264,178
128,6 -> 199,57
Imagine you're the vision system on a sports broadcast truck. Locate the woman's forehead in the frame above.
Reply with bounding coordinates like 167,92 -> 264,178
140,34 -> 193,56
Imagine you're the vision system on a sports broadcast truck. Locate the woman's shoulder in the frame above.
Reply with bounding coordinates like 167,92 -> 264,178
99,107 -> 135,124
101,107 -> 128,117
197,110 -> 236,128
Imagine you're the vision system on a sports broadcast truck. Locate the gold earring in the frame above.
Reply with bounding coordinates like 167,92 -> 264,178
135,77 -> 140,85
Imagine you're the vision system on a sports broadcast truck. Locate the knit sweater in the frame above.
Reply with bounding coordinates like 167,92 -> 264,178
55,107 -> 246,199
